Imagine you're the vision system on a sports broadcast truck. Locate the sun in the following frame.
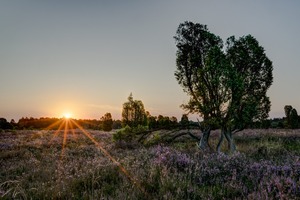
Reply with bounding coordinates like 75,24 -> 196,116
63,113 -> 71,119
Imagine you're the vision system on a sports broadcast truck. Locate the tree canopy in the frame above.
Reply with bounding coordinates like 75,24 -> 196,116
122,93 -> 147,127
101,112 -> 113,131
174,21 -> 273,152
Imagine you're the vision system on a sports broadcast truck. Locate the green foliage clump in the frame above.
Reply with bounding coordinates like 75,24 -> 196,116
112,125 -> 148,142
145,132 -> 162,146
132,124 -> 148,133
112,125 -> 134,142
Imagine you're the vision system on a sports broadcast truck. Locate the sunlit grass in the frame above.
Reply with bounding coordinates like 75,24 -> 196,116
36,117 -> 148,197
1,129 -> 300,199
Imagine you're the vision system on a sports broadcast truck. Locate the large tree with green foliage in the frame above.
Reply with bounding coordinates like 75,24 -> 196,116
174,21 -> 273,152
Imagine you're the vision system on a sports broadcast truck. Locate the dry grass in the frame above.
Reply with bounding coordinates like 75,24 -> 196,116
1,129 -> 300,199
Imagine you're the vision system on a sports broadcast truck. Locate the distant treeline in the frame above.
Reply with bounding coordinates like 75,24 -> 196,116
0,114 -> 181,131
0,117 -> 121,131
242,105 -> 300,129
1,105 -> 299,131
0,115 -> 181,131
0,114 -> 299,131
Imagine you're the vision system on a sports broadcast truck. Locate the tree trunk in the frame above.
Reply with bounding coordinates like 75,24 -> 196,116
216,130 -> 225,153
223,130 -> 236,153
198,129 -> 211,151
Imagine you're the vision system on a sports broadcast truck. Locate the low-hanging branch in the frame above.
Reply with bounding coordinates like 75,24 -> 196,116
137,124 -> 202,143
166,131 -> 200,143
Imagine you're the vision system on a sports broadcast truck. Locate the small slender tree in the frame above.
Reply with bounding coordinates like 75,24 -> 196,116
122,93 -> 147,127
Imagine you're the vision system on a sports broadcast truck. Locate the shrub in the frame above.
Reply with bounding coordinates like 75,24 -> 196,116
112,125 -> 148,142
112,125 -> 135,142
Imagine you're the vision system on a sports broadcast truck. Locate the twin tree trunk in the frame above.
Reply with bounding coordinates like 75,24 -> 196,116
216,129 -> 236,153
199,128 -> 236,153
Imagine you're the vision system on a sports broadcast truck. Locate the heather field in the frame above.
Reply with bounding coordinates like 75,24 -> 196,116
1,129 -> 300,199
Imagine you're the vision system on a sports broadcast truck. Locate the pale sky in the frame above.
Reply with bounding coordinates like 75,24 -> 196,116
0,1 -> 299,121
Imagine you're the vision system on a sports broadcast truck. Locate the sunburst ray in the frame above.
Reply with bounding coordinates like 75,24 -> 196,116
70,119 -> 148,196
49,120 -> 65,145
40,117 -> 148,197
60,119 -> 69,159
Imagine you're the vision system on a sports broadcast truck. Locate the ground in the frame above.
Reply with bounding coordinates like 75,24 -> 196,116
0,129 -> 300,199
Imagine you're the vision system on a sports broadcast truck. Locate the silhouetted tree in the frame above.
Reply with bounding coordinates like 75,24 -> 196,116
122,93 -> 147,127
163,116 -> 171,128
270,118 -> 284,129
170,116 -> 178,126
156,115 -> 164,127
284,105 -> 299,129
101,113 -> 113,131
0,118 -> 13,129
147,116 -> 157,129
112,120 -> 122,129
174,21 -> 273,152
180,114 -> 189,127
10,119 -> 17,129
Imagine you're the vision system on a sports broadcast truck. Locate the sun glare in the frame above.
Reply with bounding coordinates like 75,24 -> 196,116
43,114 -> 148,197
63,113 -> 71,119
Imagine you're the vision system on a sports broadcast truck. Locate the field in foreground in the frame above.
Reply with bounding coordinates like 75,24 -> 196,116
1,129 -> 300,199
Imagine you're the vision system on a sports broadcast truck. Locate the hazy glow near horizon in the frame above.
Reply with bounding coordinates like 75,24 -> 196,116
0,1 -> 300,121
63,113 -> 71,119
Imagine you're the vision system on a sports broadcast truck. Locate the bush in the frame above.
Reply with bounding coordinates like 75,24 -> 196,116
112,125 -> 148,142
112,125 -> 135,142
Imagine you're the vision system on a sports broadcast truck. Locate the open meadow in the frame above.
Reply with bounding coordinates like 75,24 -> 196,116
1,129 -> 300,199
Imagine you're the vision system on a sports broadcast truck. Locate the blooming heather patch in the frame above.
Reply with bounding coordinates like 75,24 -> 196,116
153,145 -> 193,171
151,145 -> 300,199
1,129 -> 300,199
